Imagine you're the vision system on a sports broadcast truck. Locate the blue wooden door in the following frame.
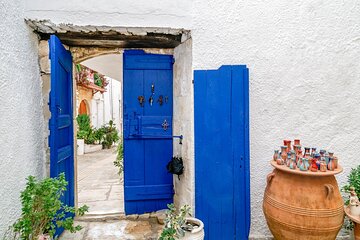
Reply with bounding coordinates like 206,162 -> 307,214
194,66 -> 250,239
123,50 -> 174,214
49,35 -> 74,235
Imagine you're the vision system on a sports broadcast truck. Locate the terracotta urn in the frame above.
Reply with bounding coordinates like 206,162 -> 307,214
344,206 -> 360,240
354,223 -> 360,240
263,163 -> 344,240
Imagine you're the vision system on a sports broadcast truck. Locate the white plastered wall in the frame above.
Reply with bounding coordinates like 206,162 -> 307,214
16,0 -> 360,238
0,0 -> 45,236
191,1 -> 360,238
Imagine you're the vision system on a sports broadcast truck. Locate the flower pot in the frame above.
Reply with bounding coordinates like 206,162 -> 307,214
355,222 -> 360,240
263,162 -> 344,240
77,139 -> 84,155
181,217 -> 205,240
345,206 -> 360,240
38,234 -> 51,240
350,205 -> 360,217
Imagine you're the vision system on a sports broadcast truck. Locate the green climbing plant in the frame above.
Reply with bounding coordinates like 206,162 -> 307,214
113,141 -> 124,175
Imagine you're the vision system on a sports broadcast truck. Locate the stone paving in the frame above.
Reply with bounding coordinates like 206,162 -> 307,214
77,148 -> 124,215
60,148 -> 166,239
60,217 -> 163,240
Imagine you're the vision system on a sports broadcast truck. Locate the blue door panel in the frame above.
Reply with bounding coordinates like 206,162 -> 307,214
145,140 -> 173,184
49,35 -> 74,237
125,184 -> 173,200
139,116 -> 172,137
124,54 -> 173,70
195,65 -> 250,240
123,50 -> 174,214
124,140 -> 144,186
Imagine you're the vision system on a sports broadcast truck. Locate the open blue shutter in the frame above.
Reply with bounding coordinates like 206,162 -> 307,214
195,65 -> 250,239
49,35 -> 74,237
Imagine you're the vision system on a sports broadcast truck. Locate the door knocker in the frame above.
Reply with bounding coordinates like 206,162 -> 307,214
158,95 -> 163,106
162,119 -> 169,131
137,96 -> 145,107
151,83 -> 155,94
149,95 -> 154,106
165,96 -> 169,104
148,83 -> 155,106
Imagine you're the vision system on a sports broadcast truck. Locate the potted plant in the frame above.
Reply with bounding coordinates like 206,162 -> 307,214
12,173 -> 88,240
76,114 -> 91,155
342,165 -> 360,239
101,120 -> 119,149
76,114 -> 103,153
159,204 -> 204,240
76,130 -> 86,155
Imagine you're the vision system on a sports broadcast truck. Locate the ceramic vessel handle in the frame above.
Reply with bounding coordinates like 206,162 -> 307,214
267,172 -> 275,185
324,184 -> 334,199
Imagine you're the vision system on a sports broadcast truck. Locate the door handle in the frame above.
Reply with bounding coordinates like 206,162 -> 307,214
56,105 -> 62,114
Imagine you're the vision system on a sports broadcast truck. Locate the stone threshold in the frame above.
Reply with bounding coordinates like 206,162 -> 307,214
76,210 -> 166,225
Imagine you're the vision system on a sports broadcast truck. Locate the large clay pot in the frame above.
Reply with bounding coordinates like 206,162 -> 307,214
263,165 -> 344,240
344,206 -> 360,240
355,222 -> 360,240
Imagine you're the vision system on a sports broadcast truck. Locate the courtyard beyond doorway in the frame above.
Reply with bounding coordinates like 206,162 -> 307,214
77,148 -> 123,215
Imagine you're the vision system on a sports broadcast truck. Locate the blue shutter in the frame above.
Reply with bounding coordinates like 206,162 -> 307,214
195,65 -> 250,239
49,35 -> 74,236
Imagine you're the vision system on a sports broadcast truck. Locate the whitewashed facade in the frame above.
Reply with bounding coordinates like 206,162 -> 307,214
0,0 -> 359,238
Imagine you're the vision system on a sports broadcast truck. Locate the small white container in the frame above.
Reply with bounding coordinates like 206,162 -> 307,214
182,217 -> 205,240
77,139 -> 84,155
350,205 -> 360,217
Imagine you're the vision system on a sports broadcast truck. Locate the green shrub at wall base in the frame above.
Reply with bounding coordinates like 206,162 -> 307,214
12,173 -> 88,240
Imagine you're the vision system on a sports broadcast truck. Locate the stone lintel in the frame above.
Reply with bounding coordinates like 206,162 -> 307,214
25,19 -> 190,48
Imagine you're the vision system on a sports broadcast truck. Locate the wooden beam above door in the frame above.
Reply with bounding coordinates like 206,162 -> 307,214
25,19 -> 190,48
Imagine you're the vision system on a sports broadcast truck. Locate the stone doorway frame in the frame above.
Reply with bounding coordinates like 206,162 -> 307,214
31,20 -> 194,215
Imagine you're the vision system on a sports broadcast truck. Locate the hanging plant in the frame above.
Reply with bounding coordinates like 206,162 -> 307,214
94,73 -> 103,87
75,64 -> 90,85
75,64 -> 109,91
